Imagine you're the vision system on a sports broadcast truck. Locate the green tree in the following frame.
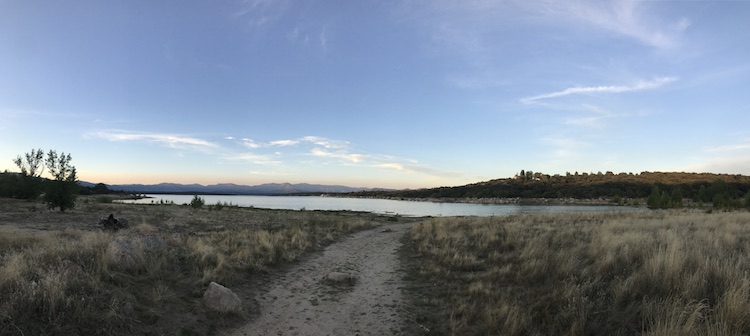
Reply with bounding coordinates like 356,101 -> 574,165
670,187 -> 683,208
190,195 -> 205,209
44,150 -> 78,212
647,185 -> 662,209
12,148 -> 45,199
0,170 -> 20,198
660,191 -> 671,208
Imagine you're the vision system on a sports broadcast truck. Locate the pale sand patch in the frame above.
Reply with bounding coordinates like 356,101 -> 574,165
227,223 -> 414,336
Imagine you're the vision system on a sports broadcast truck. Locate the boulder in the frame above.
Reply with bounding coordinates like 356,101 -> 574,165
202,282 -> 241,314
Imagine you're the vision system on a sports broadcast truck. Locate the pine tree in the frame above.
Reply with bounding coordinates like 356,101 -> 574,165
647,186 -> 662,208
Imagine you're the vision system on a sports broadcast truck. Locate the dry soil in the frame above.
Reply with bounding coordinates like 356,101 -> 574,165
227,222 -> 415,336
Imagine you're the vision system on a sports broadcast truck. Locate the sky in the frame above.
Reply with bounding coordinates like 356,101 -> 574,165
1,0 -> 749,189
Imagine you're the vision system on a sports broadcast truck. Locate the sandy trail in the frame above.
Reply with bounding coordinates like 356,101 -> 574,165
227,222 -> 414,336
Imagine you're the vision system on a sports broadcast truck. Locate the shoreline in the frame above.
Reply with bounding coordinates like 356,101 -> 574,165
328,194 -> 638,206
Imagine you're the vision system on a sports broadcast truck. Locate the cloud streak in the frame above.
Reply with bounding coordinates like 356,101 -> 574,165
310,148 -> 366,163
555,0 -> 689,49
91,131 -> 218,149
521,77 -> 677,103
222,152 -> 281,165
237,136 -> 349,149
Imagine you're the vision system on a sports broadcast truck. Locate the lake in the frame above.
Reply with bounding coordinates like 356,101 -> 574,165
119,194 -> 646,217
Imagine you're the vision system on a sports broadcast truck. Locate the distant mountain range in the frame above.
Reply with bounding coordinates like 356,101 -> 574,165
79,182 -> 385,195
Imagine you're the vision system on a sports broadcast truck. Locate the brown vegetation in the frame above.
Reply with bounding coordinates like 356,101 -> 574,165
403,211 -> 750,335
0,196 -> 390,335
352,171 -> 750,202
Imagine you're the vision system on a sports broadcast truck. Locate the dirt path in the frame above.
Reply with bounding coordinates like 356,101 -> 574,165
227,222 -> 415,336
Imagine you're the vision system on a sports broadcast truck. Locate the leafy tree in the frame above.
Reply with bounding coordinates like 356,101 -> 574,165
13,148 -> 45,177
12,148 -> 45,199
44,150 -> 78,212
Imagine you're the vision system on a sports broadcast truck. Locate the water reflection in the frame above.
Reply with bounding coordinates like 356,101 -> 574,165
120,194 -> 646,217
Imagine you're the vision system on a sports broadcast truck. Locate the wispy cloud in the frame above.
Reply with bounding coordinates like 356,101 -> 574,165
236,136 -> 348,149
564,104 -> 620,128
418,0 -> 689,50
222,152 -> 280,165
269,139 -> 299,146
233,0 -> 290,28
376,162 -> 462,178
310,148 -> 366,163
91,131 -> 218,149
241,138 -> 262,149
521,77 -> 677,103
541,136 -> 591,160
300,136 -> 349,149
702,141 -> 750,153
553,0 -> 689,49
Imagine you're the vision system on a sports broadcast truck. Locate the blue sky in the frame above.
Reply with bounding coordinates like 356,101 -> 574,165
1,1 -> 749,189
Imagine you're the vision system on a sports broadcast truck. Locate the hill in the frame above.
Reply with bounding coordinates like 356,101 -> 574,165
347,171 -> 750,204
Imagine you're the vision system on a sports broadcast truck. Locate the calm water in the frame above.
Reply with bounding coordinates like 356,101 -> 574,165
120,194 -> 645,217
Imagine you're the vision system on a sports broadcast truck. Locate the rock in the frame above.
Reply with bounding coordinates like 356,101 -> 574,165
326,271 -> 356,285
202,282 -> 241,314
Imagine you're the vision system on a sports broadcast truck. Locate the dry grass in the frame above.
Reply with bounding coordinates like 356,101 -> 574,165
404,211 -> 750,335
0,196 -> 388,335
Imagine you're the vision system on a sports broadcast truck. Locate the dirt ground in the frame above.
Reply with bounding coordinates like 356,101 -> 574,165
226,222 -> 422,336
0,197 -> 433,335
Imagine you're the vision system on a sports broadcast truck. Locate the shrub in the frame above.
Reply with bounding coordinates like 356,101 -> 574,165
189,195 -> 204,209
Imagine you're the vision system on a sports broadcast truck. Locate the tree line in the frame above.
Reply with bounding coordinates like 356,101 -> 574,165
349,170 -> 750,209
0,149 -> 80,211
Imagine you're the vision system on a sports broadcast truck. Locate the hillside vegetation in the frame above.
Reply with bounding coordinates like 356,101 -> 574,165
352,171 -> 750,207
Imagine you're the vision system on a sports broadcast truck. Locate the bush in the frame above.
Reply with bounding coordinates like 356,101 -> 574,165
190,195 -> 205,209
44,180 -> 77,212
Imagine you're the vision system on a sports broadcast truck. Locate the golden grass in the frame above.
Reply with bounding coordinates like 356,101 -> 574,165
0,198 -> 386,335
405,211 -> 750,335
